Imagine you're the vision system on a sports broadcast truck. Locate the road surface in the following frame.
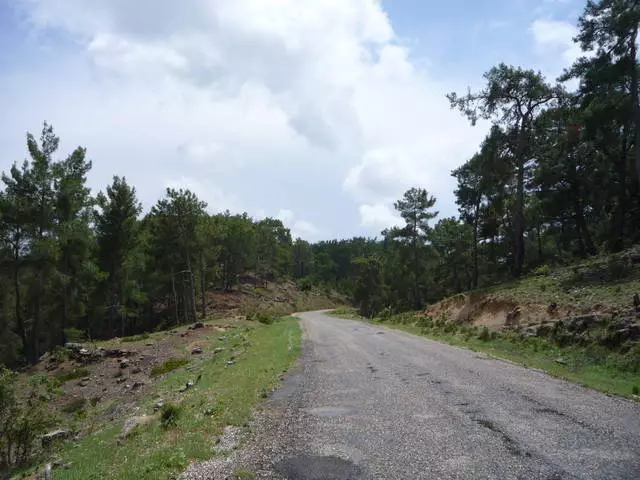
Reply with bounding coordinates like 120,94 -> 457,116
186,310 -> 640,479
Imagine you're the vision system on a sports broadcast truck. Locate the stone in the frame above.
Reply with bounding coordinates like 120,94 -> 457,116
131,367 -> 142,374
153,401 -> 164,411
555,358 -> 567,365
132,381 -> 145,390
226,361 -> 236,366
119,358 -> 130,369
119,416 -> 155,440
213,348 -> 224,354
191,347 -> 203,355
41,429 -> 73,447
190,322 -> 205,330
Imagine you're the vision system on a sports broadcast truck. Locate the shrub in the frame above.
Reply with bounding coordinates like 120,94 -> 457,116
62,398 -> 86,415
160,403 -> 181,429
478,326 -> 491,342
606,256 -> 630,281
256,313 -> 275,325
151,358 -> 189,378
296,277 -> 313,292
0,368 -> 57,470
533,264 -> 551,276
632,385 -> 639,395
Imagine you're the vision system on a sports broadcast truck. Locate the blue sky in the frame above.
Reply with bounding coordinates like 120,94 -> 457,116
0,0 -> 585,240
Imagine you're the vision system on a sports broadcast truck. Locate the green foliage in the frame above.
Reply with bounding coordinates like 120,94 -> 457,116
296,277 -> 313,292
64,328 -> 86,343
533,265 -> 551,276
0,367 -> 57,471
256,313 -> 275,325
159,403 -> 181,429
151,358 -> 189,378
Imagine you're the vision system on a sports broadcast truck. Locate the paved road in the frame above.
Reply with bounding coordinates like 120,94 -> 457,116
259,311 -> 640,480
184,310 -> 640,479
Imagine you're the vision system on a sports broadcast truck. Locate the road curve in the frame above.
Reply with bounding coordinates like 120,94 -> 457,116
185,311 -> 640,479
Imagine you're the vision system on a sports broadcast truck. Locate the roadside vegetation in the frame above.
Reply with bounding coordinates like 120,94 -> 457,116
1,317 -> 300,479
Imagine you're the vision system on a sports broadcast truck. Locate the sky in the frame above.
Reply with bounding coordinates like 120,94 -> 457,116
0,0 -> 586,241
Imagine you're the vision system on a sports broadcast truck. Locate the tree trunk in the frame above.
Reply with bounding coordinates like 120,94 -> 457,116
631,27 -> 640,183
171,266 -> 179,325
513,121 -> 528,278
513,157 -> 526,278
472,200 -> 480,289
13,246 -> 27,364
200,253 -> 206,320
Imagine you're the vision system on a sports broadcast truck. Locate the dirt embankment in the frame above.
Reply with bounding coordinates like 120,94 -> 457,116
425,293 -> 579,330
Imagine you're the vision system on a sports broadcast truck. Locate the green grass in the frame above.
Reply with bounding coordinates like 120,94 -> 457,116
121,332 -> 151,343
232,468 -> 257,478
54,367 -> 90,384
150,358 -> 190,378
52,317 -> 301,480
477,257 -> 640,313
330,308 -> 640,399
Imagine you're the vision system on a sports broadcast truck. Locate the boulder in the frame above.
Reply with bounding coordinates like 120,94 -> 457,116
191,347 -> 203,355
119,416 -> 155,440
41,429 -> 73,448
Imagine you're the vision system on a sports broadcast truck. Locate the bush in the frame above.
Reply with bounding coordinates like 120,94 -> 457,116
256,313 -> 275,325
632,385 -> 639,395
478,326 -> 491,342
151,358 -> 189,378
160,403 -> 181,429
533,264 -> 551,276
607,256 -> 630,280
296,277 -> 313,292
0,368 -> 57,470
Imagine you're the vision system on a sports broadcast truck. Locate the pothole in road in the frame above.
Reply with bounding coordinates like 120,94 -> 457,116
275,455 -> 364,480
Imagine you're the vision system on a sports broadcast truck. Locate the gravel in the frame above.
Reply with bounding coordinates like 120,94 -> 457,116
183,311 -> 640,479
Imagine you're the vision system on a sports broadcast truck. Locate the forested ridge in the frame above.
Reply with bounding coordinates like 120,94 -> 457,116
1,0 -> 640,365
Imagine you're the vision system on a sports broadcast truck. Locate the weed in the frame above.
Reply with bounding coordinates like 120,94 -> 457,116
151,358 -> 189,378
160,403 -> 181,429
232,469 -> 256,479
478,326 -> 491,342
62,398 -> 87,415
121,332 -> 151,343
55,368 -> 90,384
632,385 -> 639,395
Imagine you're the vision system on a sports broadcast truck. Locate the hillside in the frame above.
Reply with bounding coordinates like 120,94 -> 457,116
425,249 -> 640,339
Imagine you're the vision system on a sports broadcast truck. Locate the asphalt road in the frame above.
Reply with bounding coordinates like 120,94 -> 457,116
183,310 -> 640,479
254,310 -> 640,480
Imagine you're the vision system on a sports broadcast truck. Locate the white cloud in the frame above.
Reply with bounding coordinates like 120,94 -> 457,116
5,0 -> 487,239
359,203 -> 402,231
530,19 -> 581,66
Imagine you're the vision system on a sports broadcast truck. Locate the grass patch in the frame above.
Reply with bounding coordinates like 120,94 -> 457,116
232,468 -> 257,479
329,310 -> 640,399
52,317 -> 301,480
121,332 -> 151,343
55,368 -> 90,384
150,358 -> 189,378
